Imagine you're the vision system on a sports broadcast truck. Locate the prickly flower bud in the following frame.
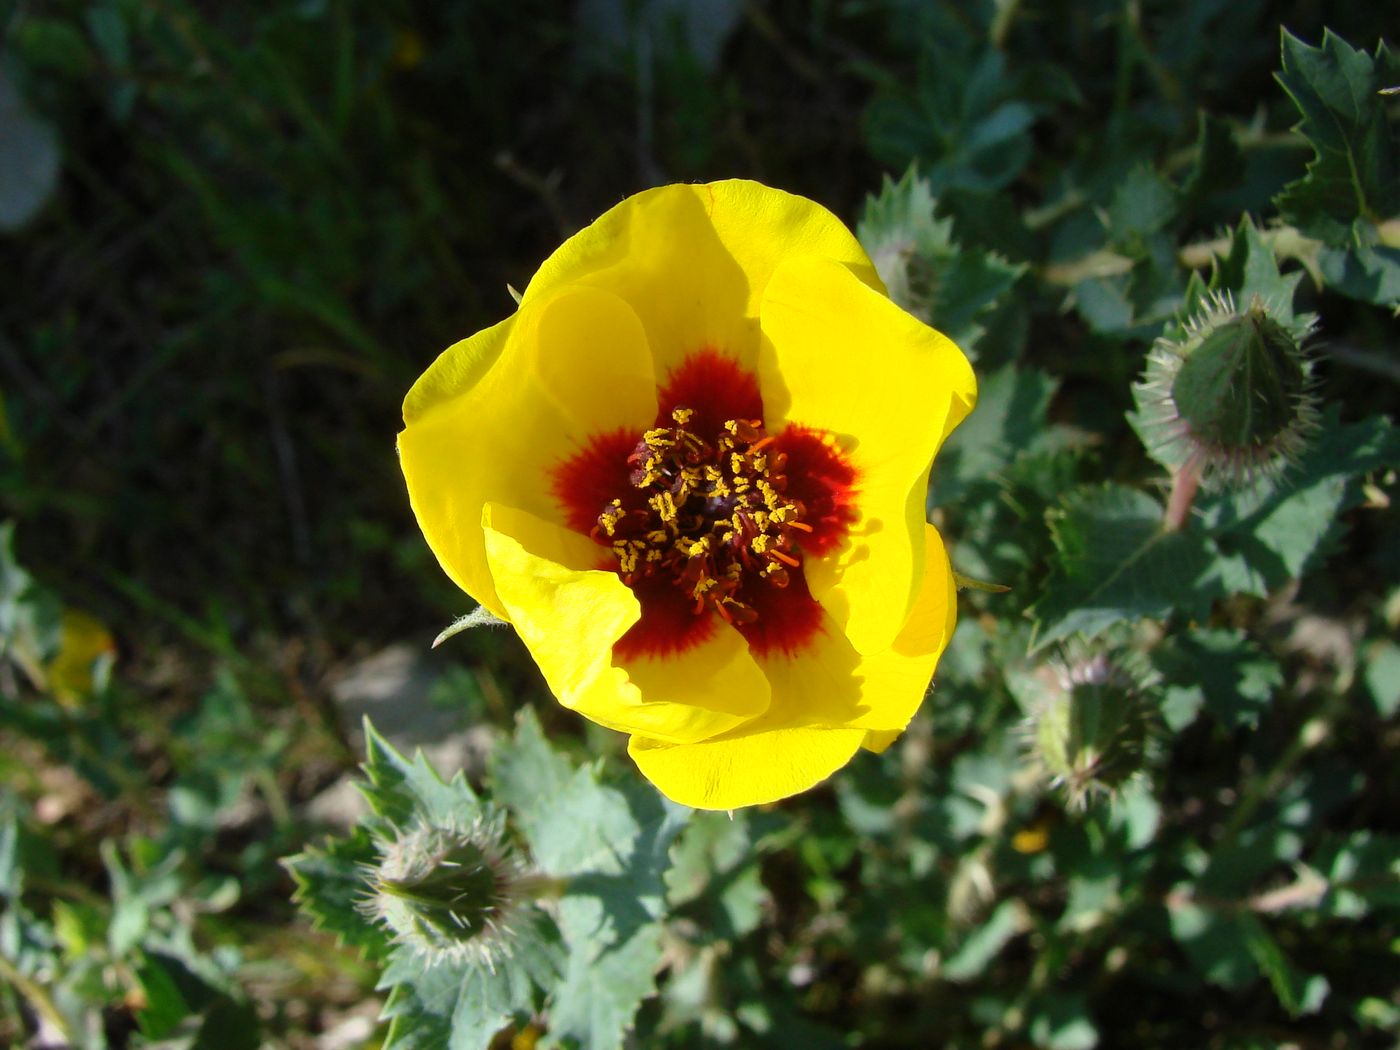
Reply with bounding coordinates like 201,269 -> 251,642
1029,651 -> 1156,809
1131,292 -> 1318,488
363,813 -> 552,968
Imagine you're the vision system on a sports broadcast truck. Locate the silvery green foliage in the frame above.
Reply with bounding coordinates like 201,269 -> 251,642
286,712 -> 689,1050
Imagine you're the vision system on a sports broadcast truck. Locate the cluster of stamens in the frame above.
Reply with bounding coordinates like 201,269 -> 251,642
591,408 -> 812,626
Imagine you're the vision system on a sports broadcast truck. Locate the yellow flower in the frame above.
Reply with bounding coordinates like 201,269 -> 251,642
399,181 -> 976,810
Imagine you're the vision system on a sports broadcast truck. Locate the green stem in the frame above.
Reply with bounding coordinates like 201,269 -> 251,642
0,953 -> 72,1044
989,0 -> 1022,49
1217,691 -> 1345,849
253,767 -> 293,829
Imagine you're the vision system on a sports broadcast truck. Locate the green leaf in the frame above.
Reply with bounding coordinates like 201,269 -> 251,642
10,17 -> 98,78
1072,275 -> 1136,335
1154,629 -> 1283,729
1029,485 -> 1214,650
0,69 -> 61,232
858,167 -> 1024,350
379,932 -> 557,1050
283,827 -> 389,956
1313,831 -> 1400,916
1240,914 -> 1329,1017
1363,640 -> 1400,717
929,364 -> 1060,507
666,810 -> 770,940
541,775 -> 689,1050
1107,166 -> 1177,242
1028,993 -> 1100,1050
488,707 -> 574,843
360,717 -> 480,831
864,49 -> 1041,194
1199,217 -> 1310,336
134,951 -> 192,1040
1168,901 -> 1258,988
941,900 -> 1023,981
1197,413 -> 1400,597
0,520 -> 62,682
1179,112 -> 1245,214
491,710 -> 689,1050
1274,30 -> 1400,244
1316,234 -> 1400,309
131,952 -> 262,1049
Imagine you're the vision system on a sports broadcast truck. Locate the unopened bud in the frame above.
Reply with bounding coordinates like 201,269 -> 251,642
1029,650 -> 1157,809
363,814 -> 552,968
1132,292 -> 1318,487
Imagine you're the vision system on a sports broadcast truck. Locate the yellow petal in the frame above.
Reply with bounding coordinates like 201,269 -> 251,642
628,725 -> 867,810
521,181 -> 882,379
483,504 -> 769,744
759,523 -> 957,732
399,285 -> 656,615
860,729 -> 902,754
758,255 -> 975,654
629,525 -> 957,808
47,608 -> 116,708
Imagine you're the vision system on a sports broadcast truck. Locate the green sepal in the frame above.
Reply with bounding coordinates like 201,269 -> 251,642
1170,304 -> 1306,450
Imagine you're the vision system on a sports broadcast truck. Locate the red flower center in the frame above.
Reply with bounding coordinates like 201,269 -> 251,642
554,351 -> 857,660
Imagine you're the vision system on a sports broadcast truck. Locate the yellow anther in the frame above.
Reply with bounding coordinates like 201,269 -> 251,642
751,534 -> 773,554
671,407 -> 694,425
613,541 -> 640,574
597,499 -> 626,536
648,491 -> 678,522
684,536 -> 711,558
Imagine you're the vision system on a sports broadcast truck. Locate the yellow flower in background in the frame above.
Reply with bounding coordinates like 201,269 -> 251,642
47,608 -> 116,707
399,181 -> 976,810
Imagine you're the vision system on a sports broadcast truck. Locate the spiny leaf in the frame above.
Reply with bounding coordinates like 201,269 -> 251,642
541,775 -> 688,1050
359,717 -> 480,831
1274,30 -> 1400,244
1197,412 -> 1400,597
490,709 -> 689,1050
283,827 -> 389,957
487,706 -> 574,843
858,166 -> 1024,349
1200,218 -> 1311,337
379,932 -> 559,1050
1029,485 -> 1215,650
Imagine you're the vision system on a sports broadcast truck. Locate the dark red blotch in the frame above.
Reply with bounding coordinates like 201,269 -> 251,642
551,350 -> 857,662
